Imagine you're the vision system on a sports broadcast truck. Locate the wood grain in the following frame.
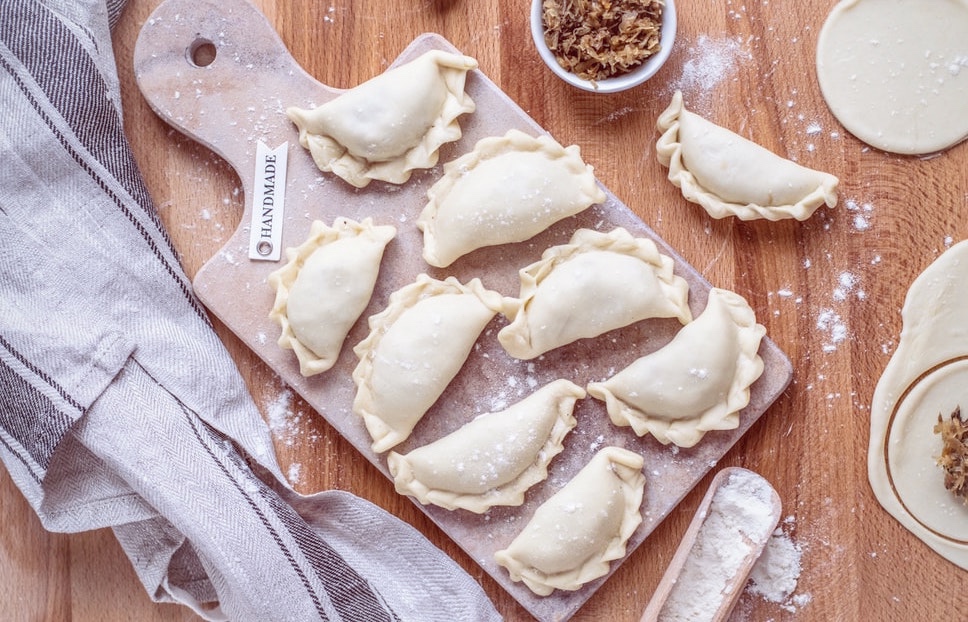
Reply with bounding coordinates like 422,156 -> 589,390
2,0 -> 968,620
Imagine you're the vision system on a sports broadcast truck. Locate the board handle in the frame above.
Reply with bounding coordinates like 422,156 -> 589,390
132,0 -> 327,170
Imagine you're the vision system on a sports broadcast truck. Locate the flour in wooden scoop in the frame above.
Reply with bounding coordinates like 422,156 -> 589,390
655,468 -> 781,621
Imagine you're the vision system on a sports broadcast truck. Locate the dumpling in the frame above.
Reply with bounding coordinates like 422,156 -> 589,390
287,50 -> 478,188
493,446 -> 646,596
497,227 -> 692,360
587,288 -> 766,448
386,379 -> 585,513
268,217 -> 396,376
416,129 -> 606,267
352,275 -> 505,453
655,90 -> 839,221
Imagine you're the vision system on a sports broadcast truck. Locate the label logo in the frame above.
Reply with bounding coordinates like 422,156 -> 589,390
248,141 -> 288,261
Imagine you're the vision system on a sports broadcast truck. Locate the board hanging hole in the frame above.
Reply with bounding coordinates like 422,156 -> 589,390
188,38 -> 217,68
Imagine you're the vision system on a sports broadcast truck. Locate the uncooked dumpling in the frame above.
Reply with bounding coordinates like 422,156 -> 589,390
268,217 -> 396,376
587,288 -> 765,448
417,129 -> 606,267
352,275 -> 504,453
498,227 -> 692,360
493,446 -> 645,596
287,50 -> 477,188
386,379 -> 585,513
656,91 -> 839,221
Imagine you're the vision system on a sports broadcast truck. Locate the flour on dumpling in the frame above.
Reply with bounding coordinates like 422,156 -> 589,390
417,129 -> 605,267
498,227 -> 692,360
588,287 -> 765,448
287,50 -> 477,188
352,275 -> 505,453
494,446 -> 645,596
268,217 -> 395,376
387,379 -> 584,513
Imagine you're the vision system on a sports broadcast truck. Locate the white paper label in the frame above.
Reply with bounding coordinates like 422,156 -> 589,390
248,141 -> 288,261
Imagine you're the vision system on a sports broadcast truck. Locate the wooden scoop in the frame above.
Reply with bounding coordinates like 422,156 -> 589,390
640,467 -> 782,622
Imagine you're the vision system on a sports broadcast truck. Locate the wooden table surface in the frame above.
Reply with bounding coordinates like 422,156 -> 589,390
3,0 -> 967,620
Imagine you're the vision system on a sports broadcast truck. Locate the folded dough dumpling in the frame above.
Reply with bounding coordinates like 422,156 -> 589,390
588,288 -> 766,447
416,129 -> 606,267
656,90 -> 839,221
352,274 -> 504,453
287,50 -> 477,188
268,217 -> 396,377
498,227 -> 692,360
386,379 -> 585,513
494,446 -> 645,596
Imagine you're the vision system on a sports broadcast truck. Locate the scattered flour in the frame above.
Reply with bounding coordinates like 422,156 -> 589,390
746,529 -> 802,603
287,462 -> 303,485
832,271 -> 863,302
595,106 -> 637,125
667,35 -> 748,113
813,252 -> 875,353
728,519 -> 809,620
816,308 -> 847,353
589,433 -> 606,452
265,387 -> 305,447
845,199 -> 874,232
852,214 -> 871,232
264,387 -> 313,486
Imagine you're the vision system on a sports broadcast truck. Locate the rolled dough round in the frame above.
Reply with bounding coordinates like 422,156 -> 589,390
816,0 -> 968,155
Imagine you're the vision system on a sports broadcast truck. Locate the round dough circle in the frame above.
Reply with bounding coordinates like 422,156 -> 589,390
816,0 -> 968,155
887,358 -> 968,542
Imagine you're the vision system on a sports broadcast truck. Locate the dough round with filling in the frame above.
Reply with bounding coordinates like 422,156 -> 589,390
816,0 -> 968,155
386,379 -> 585,513
352,275 -> 505,453
885,361 -> 968,541
417,129 -> 606,267
588,288 -> 765,448
498,227 -> 692,360
268,217 -> 396,376
656,91 -> 839,221
870,240 -> 968,570
493,446 -> 645,595
287,50 -> 478,188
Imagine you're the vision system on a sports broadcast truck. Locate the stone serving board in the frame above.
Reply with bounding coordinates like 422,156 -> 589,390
133,0 -> 793,619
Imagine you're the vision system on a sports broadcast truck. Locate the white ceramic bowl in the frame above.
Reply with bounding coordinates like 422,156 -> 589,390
530,0 -> 677,93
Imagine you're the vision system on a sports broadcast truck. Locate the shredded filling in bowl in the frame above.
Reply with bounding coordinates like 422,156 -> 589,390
542,0 -> 665,82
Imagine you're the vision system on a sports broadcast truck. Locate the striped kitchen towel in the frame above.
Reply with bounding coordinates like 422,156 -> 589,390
0,1 -> 501,620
